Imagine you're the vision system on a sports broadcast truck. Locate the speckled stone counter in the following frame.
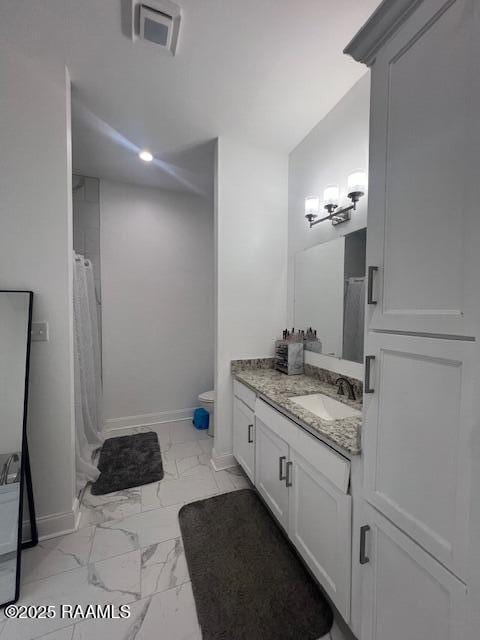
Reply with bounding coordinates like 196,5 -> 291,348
232,367 -> 362,456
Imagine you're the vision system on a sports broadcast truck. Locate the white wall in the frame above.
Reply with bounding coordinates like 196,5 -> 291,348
0,42 -> 76,535
214,138 -> 288,462
288,73 -> 370,328
100,180 -> 214,427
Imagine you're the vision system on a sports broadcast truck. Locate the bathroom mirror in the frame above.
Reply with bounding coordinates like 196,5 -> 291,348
294,228 -> 366,363
0,291 -> 37,607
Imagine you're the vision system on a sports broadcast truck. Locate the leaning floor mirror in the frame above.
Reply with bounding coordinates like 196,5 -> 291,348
0,291 -> 37,607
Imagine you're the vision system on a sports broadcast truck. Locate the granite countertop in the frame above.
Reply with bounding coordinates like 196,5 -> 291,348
233,368 -> 362,456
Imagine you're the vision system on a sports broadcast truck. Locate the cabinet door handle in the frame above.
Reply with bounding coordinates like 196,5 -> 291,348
360,525 -> 371,564
367,266 -> 378,305
286,461 -> 293,487
365,355 -> 375,394
247,424 -> 254,443
279,456 -> 286,480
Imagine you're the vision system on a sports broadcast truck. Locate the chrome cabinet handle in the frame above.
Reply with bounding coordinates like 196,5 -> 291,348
279,456 -> 286,480
365,355 -> 375,394
367,266 -> 378,305
360,525 -> 371,564
248,424 -> 254,443
286,461 -> 293,487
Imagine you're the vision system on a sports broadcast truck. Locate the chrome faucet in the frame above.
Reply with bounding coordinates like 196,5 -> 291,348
0,453 -> 20,485
335,377 -> 356,401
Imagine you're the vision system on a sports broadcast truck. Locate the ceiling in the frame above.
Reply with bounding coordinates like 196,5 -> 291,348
0,0 -> 380,193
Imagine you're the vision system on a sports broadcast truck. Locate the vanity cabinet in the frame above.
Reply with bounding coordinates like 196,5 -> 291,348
254,397 -> 352,620
359,503 -> 467,640
233,397 -> 255,483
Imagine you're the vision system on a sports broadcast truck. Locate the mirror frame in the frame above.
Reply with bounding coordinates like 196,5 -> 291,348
1,290 -> 38,608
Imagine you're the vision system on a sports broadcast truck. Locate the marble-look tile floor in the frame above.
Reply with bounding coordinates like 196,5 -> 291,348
1,420 -> 350,640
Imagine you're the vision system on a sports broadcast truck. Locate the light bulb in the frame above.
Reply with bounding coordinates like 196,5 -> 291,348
305,196 -> 320,217
138,150 -> 154,162
347,171 -> 366,196
323,185 -> 339,206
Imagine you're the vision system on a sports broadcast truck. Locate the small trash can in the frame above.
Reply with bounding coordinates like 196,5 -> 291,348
192,407 -> 209,430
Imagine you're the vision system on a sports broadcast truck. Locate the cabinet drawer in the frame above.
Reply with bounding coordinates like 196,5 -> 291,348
233,379 -> 256,410
256,399 -> 350,494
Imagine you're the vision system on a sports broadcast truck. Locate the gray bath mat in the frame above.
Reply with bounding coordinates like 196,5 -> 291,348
179,489 -> 333,639
91,432 -> 163,495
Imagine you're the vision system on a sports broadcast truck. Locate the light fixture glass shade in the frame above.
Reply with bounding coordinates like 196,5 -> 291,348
323,185 -> 339,206
139,150 -> 154,162
347,170 -> 366,195
305,196 -> 320,216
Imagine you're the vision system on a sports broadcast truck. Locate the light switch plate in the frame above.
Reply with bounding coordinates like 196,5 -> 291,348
31,322 -> 49,342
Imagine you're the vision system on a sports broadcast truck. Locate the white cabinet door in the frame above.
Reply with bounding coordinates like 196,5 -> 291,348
255,417 -> 289,529
360,503 -> 467,640
365,0 -> 480,337
232,397 -> 255,482
362,332 -> 474,580
288,448 -> 352,621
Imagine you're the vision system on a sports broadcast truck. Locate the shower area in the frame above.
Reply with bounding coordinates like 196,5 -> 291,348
72,175 -> 102,336
72,175 -> 104,494
342,228 -> 366,363
342,276 -> 365,363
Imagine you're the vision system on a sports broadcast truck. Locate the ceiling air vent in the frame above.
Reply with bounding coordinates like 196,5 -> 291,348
132,1 -> 181,55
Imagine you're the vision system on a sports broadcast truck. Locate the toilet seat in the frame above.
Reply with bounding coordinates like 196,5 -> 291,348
199,390 -> 215,403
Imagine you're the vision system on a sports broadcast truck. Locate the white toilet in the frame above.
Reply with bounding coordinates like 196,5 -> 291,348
198,390 -> 215,437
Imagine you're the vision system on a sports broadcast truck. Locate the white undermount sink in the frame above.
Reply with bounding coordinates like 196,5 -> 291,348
290,393 -> 361,420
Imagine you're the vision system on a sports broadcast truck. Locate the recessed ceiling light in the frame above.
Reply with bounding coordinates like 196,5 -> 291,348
139,150 -> 153,162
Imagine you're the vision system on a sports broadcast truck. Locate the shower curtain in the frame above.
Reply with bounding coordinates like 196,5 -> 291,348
343,277 -> 366,363
73,253 -> 104,493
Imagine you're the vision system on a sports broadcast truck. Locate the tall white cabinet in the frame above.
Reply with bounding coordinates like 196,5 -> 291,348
357,0 -> 480,339
359,503 -> 467,640
363,333 -> 473,578
345,0 -> 480,638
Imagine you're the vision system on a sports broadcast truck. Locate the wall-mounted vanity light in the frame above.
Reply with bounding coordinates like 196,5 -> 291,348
305,170 -> 367,228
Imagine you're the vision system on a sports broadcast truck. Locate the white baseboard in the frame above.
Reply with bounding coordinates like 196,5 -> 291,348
23,498 -> 80,542
210,448 -> 237,471
104,407 -> 195,431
